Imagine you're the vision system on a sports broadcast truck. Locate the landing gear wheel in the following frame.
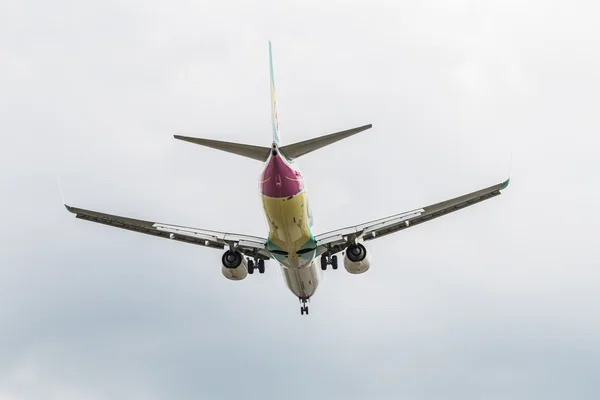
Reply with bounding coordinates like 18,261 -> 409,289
258,259 -> 265,274
331,255 -> 338,270
247,259 -> 255,274
321,254 -> 339,270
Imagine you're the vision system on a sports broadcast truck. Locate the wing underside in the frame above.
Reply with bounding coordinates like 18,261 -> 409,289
65,205 -> 271,260
315,178 -> 510,256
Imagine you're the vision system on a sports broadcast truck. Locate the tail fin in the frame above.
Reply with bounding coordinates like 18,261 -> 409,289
269,41 -> 281,145
173,42 -> 372,163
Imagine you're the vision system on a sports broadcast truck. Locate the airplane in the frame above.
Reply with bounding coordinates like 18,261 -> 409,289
64,42 -> 509,315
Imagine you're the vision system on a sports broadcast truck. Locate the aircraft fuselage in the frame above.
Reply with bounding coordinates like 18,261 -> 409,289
260,143 -> 321,299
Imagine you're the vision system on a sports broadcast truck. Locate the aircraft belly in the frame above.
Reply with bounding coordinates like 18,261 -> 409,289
280,261 -> 321,299
262,191 -> 315,269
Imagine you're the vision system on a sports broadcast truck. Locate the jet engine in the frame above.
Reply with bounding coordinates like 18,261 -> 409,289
343,243 -> 371,274
221,250 -> 248,281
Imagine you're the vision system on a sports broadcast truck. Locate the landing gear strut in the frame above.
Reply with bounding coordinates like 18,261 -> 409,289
299,297 -> 309,315
320,254 -> 338,271
247,258 -> 265,274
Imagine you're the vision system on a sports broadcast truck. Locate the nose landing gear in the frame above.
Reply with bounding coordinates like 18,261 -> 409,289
299,297 -> 310,315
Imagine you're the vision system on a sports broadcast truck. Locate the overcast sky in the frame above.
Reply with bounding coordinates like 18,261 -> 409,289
1,0 -> 599,399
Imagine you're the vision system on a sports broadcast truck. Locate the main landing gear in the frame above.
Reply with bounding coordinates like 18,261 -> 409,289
320,254 -> 338,271
247,258 -> 265,274
300,297 -> 309,315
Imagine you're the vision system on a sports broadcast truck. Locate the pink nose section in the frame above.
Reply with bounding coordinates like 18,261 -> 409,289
275,175 -> 282,188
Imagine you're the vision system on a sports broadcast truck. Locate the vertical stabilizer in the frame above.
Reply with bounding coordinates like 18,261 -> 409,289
269,41 -> 281,145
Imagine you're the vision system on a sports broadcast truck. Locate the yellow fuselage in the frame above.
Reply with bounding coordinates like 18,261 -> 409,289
261,191 -> 313,268
259,148 -> 320,299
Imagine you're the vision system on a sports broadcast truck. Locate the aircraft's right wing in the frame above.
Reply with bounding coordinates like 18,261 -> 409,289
65,205 -> 271,260
314,178 -> 510,256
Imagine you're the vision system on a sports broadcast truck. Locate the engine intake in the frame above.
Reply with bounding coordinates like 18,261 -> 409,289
221,250 -> 248,281
347,243 -> 367,262
222,250 -> 243,268
344,243 -> 371,274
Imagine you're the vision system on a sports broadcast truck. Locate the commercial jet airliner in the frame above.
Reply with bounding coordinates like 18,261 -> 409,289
65,42 -> 509,315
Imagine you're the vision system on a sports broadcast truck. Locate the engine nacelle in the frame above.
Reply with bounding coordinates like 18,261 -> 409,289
221,250 -> 248,281
344,243 -> 371,274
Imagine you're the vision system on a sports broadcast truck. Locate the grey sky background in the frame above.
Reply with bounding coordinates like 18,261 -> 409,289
1,0 -> 599,399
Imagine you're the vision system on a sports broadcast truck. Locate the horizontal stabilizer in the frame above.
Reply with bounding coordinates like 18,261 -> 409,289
174,135 -> 271,162
279,124 -> 372,160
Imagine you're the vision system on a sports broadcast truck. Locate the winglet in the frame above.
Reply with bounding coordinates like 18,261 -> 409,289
57,175 -> 74,212
501,152 -> 512,189
57,176 -> 78,213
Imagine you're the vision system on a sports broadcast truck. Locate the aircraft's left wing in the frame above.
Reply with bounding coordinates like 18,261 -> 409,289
314,178 -> 510,257
64,205 -> 271,260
